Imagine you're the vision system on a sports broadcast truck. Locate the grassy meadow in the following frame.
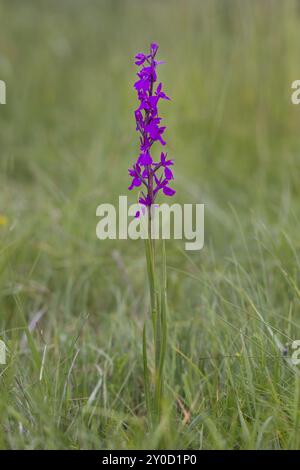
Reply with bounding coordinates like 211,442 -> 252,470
1,0 -> 300,449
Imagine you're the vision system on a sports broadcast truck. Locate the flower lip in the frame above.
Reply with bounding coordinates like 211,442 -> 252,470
134,53 -> 147,66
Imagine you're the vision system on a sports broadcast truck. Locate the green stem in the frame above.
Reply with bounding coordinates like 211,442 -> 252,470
143,208 -> 168,428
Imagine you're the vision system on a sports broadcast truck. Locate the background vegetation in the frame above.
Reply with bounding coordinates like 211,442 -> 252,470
1,0 -> 300,449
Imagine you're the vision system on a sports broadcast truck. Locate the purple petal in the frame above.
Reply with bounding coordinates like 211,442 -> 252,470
150,43 -> 159,55
163,186 -> 176,197
128,177 -> 142,190
134,79 -> 150,92
138,152 -> 152,166
160,152 -> 166,165
164,167 -> 173,180
139,194 -> 152,206
135,53 -> 147,66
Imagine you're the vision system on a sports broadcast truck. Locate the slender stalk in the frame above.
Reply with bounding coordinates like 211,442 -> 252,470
143,208 -> 168,427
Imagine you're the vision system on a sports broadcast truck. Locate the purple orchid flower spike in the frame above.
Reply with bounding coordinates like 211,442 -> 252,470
128,43 -> 175,211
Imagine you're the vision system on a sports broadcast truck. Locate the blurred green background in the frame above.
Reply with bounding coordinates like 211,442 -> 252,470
1,0 -> 300,450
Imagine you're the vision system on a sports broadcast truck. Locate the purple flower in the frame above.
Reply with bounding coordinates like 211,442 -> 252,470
138,151 -> 152,166
150,42 -> 159,55
163,185 -> 176,196
128,43 -> 176,210
134,53 -> 148,66
139,194 -> 152,207
159,152 -> 174,180
128,166 -> 142,190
